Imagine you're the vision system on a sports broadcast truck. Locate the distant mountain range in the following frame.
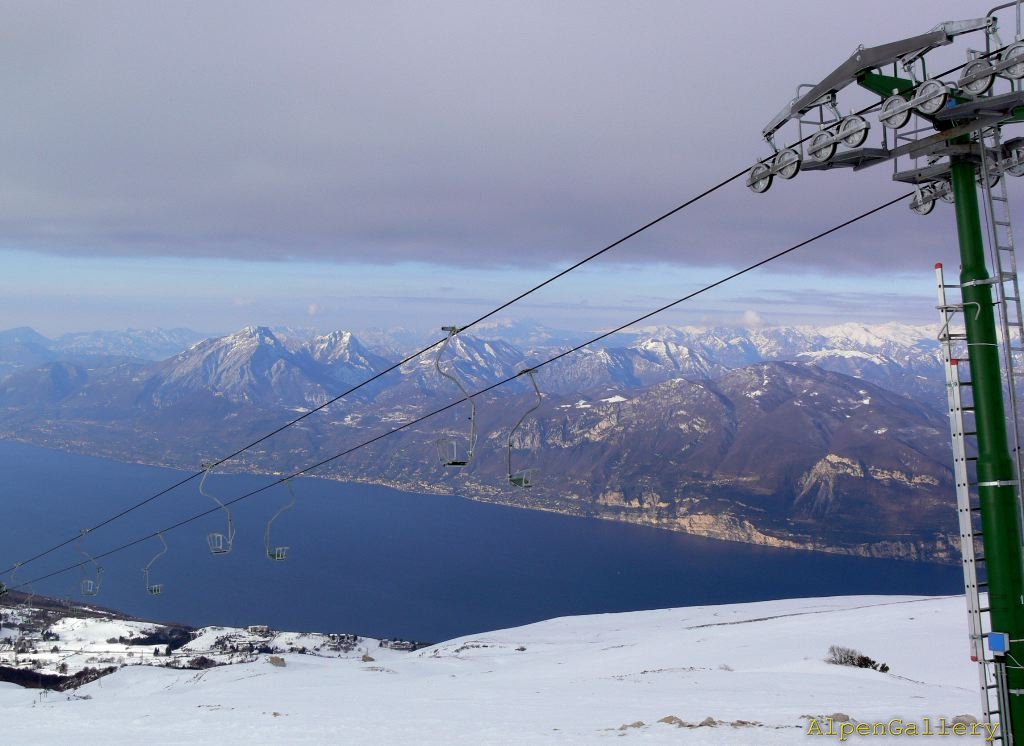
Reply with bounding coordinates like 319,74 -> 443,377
0,327 -> 208,377
0,322 -> 960,562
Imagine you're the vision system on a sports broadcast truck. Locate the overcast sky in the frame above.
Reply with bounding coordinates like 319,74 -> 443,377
0,0 -> 1015,336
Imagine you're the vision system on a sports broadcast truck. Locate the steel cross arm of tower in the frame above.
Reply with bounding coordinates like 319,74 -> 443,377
893,137 -> 1024,187
761,18 -> 992,141
799,96 -> 1024,175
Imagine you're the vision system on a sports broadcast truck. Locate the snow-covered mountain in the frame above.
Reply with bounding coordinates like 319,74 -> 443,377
0,327 -> 55,376
0,321 -> 945,401
0,594 -> 985,744
54,328 -> 208,361
401,332 -> 525,389
0,327 -> 209,381
0,321 -> 960,560
147,326 -> 334,408
619,321 -> 937,355
600,322 -> 943,400
303,330 -> 393,386
138,327 -> 400,408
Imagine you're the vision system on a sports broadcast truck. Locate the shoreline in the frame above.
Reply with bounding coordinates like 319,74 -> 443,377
0,436 -> 958,566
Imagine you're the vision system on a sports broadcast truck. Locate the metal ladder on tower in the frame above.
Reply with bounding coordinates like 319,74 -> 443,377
936,264 -> 1010,743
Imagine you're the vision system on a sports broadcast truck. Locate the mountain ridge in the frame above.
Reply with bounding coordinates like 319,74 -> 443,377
0,322 -> 958,561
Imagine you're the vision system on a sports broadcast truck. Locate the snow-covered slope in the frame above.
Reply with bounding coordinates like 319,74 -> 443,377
0,595 -> 984,744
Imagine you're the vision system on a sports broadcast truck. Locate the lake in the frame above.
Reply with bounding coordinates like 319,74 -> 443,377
0,440 -> 962,642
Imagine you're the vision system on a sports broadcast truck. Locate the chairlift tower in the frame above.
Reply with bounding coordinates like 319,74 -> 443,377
751,5 -> 1024,742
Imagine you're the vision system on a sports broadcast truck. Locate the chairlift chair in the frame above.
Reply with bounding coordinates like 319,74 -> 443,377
5,564 -> 34,646
143,532 -> 168,596
207,533 -> 230,555
433,326 -> 478,467
199,465 -> 235,556
508,468 -> 538,489
265,479 -> 298,561
77,530 -> 103,597
435,437 -> 468,467
80,578 -> 100,597
507,369 -> 544,489
6,563 -> 34,615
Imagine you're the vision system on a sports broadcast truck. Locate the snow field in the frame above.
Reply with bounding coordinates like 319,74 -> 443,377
0,595 -> 986,744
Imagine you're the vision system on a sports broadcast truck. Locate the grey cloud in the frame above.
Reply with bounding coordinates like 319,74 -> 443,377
0,0 -> 997,271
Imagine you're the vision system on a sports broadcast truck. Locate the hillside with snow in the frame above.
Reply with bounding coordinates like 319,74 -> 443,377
0,594 -> 988,744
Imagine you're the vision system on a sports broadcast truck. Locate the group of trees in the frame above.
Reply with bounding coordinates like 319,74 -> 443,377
826,645 -> 890,673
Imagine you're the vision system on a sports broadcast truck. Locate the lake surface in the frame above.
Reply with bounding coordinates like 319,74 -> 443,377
0,441 -> 962,642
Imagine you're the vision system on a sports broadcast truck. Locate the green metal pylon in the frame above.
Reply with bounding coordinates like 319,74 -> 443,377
952,155 -> 1024,742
